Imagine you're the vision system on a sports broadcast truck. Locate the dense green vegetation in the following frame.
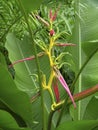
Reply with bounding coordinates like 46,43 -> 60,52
0,0 -> 98,130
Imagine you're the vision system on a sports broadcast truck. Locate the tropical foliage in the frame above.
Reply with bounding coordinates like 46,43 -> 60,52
0,0 -> 98,130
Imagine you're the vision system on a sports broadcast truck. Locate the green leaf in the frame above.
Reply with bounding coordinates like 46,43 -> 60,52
6,33 -> 39,95
83,96 -> 98,120
18,0 -> 43,13
56,120 -> 98,130
82,41 -> 98,56
0,64 -> 33,126
3,128 -> 32,130
0,109 -> 19,128
0,52 -> 7,67
0,109 -> 32,130
0,99 -> 27,127
67,0 -> 98,120
0,45 -> 15,78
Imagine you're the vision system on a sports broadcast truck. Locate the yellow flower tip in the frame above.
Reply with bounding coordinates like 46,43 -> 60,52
51,102 -> 57,111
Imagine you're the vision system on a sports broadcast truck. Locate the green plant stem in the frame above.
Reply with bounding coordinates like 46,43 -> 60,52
56,93 -> 69,127
47,84 -> 98,130
17,1 -> 46,129
47,110 -> 54,130
56,45 -> 98,127
78,0 -> 82,120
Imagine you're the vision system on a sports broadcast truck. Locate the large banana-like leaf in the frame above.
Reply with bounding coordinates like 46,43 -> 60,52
6,33 -> 54,129
0,63 -> 33,127
6,33 -> 38,95
56,120 -> 98,130
67,0 -> 98,120
83,96 -> 98,120
0,109 -> 32,130
0,109 -> 19,128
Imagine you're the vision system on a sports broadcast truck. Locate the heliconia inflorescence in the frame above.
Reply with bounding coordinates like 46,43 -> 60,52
9,8 -> 76,109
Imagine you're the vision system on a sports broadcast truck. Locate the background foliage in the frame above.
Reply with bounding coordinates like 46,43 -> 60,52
0,0 -> 98,130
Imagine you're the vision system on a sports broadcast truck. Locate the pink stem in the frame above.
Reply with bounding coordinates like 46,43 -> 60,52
58,73 -> 76,108
9,52 -> 45,67
55,43 -> 76,46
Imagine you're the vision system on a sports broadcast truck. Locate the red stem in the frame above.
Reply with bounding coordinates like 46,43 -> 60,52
70,84 -> 98,103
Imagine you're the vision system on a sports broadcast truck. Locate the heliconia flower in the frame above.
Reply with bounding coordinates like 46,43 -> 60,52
49,9 -> 57,22
55,43 -> 76,47
50,29 -> 55,36
54,67 -> 76,108
52,78 -> 60,103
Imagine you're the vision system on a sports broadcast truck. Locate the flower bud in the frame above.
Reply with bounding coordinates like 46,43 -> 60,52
49,29 -> 55,36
